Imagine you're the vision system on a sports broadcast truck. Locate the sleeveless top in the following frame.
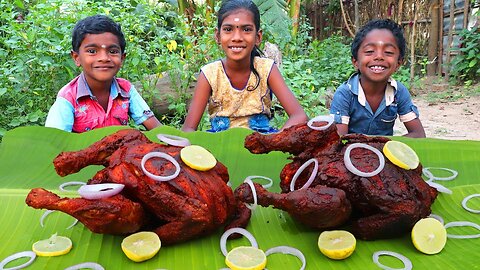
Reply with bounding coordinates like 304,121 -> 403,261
201,57 -> 275,132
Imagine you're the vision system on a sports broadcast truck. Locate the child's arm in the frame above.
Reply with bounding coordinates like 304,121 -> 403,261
403,118 -> 426,138
268,65 -> 308,129
142,116 -> 161,130
182,72 -> 211,132
45,99 -> 75,132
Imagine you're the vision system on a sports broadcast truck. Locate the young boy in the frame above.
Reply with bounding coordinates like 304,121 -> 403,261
45,15 -> 161,133
330,19 -> 425,138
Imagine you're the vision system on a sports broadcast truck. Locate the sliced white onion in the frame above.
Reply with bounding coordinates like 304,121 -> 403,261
0,251 -> 36,270
289,158 -> 319,191
220,228 -> 258,257
157,134 -> 191,147
428,214 -> 445,225
243,178 -> 258,210
372,250 -> 412,270
64,262 -> 105,270
245,175 -> 273,189
141,152 -> 180,182
425,181 -> 452,194
461,194 -> 480,214
307,115 -> 334,131
444,221 -> 480,239
39,210 -> 78,229
344,143 -> 385,178
265,246 -> 306,270
422,167 -> 458,181
59,181 -> 86,192
78,183 -> 125,200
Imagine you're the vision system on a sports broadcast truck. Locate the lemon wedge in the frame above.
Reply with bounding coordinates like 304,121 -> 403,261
225,246 -> 267,270
121,231 -> 161,262
318,230 -> 356,260
32,233 -> 72,257
411,217 -> 447,254
383,141 -> 419,170
180,145 -> 217,171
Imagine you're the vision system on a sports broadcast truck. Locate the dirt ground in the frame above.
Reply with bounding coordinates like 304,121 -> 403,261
393,80 -> 480,141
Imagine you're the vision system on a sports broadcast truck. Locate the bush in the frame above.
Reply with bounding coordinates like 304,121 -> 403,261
450,26 -> 480,85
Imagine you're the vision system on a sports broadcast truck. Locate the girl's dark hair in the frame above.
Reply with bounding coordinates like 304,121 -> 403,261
217,0 -> 263,91
71,15 -> 126,53
351,19 -> 406,61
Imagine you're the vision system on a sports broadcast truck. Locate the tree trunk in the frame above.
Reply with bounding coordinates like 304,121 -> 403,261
427,0 -> 440,76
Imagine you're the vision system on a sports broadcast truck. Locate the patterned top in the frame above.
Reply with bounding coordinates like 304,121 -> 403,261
45,73 -> 154,133
201,57 -> 274,129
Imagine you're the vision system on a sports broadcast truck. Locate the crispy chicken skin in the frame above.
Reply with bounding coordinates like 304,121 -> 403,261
239,121 -> 438,240
26,129 -> 250,245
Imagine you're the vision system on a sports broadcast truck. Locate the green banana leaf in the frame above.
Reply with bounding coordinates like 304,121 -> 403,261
0,126 -> 479,270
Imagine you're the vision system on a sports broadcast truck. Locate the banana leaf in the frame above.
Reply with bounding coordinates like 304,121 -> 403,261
0,126 -> 479,270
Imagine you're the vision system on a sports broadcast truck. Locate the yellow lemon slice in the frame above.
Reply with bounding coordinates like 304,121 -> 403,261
411,217 -> 447,254
180,145 -> 217,171
383,141 -> 419,170
32,233 -> 72,257
318,230 -> 356,260
121,231 -> 161,262
225,246 -> 267,270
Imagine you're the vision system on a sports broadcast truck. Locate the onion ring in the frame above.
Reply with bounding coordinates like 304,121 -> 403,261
0,251 -> 36,270
344,143 -> 385,178
428,214 -> 445,225
444,221 -> 480,239
141,152 -> 181,181
220,228 -> 258,257
290,158 -> 319,191
59,181 -> 86,192
78,183 -> 125,200
307,115 -> 334,131
245,175 -> 273,189
40,210 -> 78,229
425,181 -> 452,194
422,167 -> 458,181
243,178 -> 258,210
265,246 -> 306,270
64,262 -> 105,270
461,194 -> 480,214
157,134 -> 191,147
372,250 -> 412,270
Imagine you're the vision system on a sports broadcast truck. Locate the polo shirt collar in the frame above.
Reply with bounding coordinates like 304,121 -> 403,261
349,74 -> 398,107
76,72 -> 129,101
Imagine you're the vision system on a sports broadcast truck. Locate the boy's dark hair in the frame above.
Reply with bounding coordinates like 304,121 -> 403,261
217,0 -> 263,91
351,19 -> 406,61
71,15 -> 126,53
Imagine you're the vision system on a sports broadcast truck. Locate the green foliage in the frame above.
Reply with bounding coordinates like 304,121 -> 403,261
450,26 -> 480,85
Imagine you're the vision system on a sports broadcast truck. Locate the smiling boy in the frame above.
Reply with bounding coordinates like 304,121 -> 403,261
45,15 -> 161,132
330,19 -> 425,138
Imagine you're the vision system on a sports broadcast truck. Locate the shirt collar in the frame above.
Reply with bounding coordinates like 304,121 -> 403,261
353,75 -> 398,106
76,72 -> 129,101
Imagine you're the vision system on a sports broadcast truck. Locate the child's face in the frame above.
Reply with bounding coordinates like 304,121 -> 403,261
215,8 -> 262,63
352,29 -> 402,84
71,32 -> 125,86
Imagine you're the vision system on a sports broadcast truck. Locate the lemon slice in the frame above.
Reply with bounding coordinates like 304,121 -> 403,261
411,217 -> 447,254
225,246 -> 267,270
121,231 -> 161,262
180,145 -> 217,171
32,233 -> 72,257
318,230 -> 356,260
383,141 -> 419,170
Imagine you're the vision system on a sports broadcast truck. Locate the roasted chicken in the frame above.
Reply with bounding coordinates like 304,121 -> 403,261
26,129 -> 250,245
236,121 -> 438,240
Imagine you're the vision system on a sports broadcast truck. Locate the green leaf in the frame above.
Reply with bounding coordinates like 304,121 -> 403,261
0,126 -> 479,269
469,58 -> 477,68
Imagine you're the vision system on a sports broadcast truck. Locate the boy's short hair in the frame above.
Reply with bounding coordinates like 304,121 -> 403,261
71,15 -> 126,53
351,19 -> 406,61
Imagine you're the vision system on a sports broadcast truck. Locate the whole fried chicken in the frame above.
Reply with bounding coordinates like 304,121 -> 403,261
26,129 -> 250,245
236,120 -> 438,240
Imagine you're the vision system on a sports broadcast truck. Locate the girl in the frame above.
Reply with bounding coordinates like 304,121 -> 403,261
181,0 -> 307,132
